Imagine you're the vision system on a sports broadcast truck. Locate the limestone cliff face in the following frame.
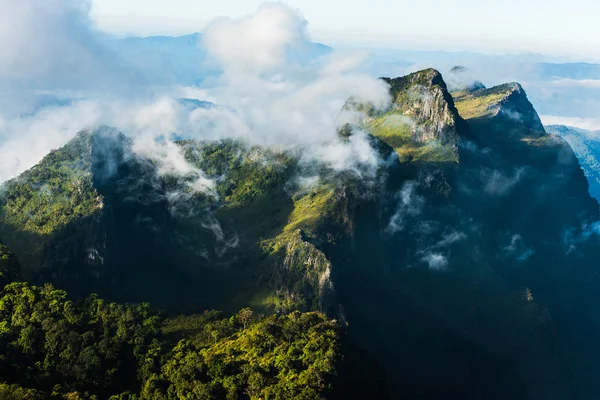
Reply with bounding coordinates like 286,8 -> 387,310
279,229 -> 334,313
264,179 -> 369,316
383,68 -> 463,146
362,69 -> 472,163
496,83 -> 546,135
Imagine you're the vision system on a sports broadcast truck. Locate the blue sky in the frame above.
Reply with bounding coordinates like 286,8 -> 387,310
91,0 -> 600,60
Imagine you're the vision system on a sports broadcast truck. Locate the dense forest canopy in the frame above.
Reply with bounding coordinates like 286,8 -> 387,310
0,278 -> 341,399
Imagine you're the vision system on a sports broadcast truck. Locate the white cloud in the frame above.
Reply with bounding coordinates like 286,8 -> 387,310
386,181 -> 424,234
194,2 -> 390,170
483,168 -> 524,196
132,137 -> 217,196
503,233 -> 535,262
549,79 -> 600,89
0,100 -> 101,182
0,0 -> 142,94
541,115 -> 600,131
202,3 -> 308,74
0,2 -> 391,187
421,253 -> 448,271
433,230 -> 466,249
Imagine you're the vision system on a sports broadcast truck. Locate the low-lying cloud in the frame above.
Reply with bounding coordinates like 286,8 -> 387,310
421,253 -> 449,271
541,116 -> 600,131
503,233 -> 535,262
0,1 -> 391,187
549,79 -> 600,89
386,181 -> 424,234
482,168 -> 524,196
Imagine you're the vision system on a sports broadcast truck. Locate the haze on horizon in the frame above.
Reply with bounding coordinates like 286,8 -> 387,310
91,0 -> 600,61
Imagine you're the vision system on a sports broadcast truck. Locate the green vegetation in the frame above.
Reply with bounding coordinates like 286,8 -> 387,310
171,139 -> 349,316
0,382 -> 47,399
0,242 -> 20,287
355,69 -> 461,163
1,68 -> 600,399
178,139 -> 294,207
0,132 -> 101,236
0,131 -> 343,317
0,282 -> 162,399
452,83 -> 524,121
251,173 -> 365,314
452,89 -> 507,120
0,281 -> 341,399
284,186 -> 338,236
368,113 -> 458,163
144,310 -> 340,400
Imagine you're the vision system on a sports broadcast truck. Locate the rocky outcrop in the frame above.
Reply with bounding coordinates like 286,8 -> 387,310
453,82 -> 545,141
280,229 -> 334,313
359,69 -> 473,163
383,69 -> 462,145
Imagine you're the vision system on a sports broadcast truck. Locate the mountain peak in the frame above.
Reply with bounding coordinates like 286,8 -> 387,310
450,65 -> 468,73
453,81 -> 545,140
367,69 -> 472,163
382,68 -> 447,95
446,66 -> 486,92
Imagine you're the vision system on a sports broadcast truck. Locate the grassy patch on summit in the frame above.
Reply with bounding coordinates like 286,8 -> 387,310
452,90 -> 506,120
368,113 -> 458,163
284,186 -> 337,235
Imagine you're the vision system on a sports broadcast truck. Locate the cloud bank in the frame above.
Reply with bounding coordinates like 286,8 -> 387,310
0,1 -> 391,186
541,116 -> 600,131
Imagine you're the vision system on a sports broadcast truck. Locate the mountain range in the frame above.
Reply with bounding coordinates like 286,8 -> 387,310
1,68 -> 600,399
112,34 -> 600,122
545,124 -> 600,200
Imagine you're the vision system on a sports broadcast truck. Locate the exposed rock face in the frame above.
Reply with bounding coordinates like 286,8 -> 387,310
387,70 -> 464,139
360,69 -> 472,163
453,82 -> 545,141
385,69 -> 460,144
334,71 -> 600,399
279,229 -> 334,313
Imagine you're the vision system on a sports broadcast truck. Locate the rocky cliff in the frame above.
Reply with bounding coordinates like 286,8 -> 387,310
453,82 -> 545,142
360,69 -> 472,163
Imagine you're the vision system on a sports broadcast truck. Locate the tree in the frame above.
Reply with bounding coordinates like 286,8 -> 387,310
238,308 -> 254,331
